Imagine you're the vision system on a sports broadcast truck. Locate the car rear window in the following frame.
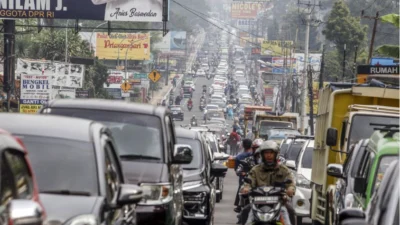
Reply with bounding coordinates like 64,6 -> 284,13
43,108 -> 163,161
17,135 -> 99,196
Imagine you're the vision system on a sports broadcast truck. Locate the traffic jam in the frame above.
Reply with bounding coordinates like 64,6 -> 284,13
0,0 -> 399,225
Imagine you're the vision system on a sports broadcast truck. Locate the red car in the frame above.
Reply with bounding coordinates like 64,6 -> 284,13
0,129 -> 46,225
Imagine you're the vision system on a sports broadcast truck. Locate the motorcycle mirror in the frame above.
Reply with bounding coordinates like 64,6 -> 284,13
243,177 -> 252,185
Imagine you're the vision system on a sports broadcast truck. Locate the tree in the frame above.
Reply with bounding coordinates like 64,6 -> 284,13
323,0 -> 367,79
375,14 -> 400,58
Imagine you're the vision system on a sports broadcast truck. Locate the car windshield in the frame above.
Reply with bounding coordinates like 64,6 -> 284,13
260,121 -> 293,134
348,115 -> 399,151
16,135 -> 98,196
207,111 -> 224,119
171,107 -> 181,111
373,155 -> 398,192
286,142 -> 305,161
207,105 -> 218,110
177,138 -> 202,169
301,147 -> 313,168
45,108 -> 163,161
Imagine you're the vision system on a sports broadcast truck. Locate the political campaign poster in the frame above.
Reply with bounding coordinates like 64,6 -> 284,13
19,74 -> 52,114
0,0 -> 168,22
76,90 -> 90,98
96,33 -> 150,60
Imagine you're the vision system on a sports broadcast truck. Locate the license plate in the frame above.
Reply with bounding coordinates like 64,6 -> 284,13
254,196 -> 279,204
173,112 -> 178,114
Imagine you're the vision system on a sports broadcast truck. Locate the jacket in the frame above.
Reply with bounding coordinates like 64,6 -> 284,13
241,164 -> 296,192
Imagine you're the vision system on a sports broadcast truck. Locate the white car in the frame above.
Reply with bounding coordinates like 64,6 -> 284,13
286,139 -> 314,224
197,69 -> 206,77
214,78 -> 228,85
184,81 -> 196,91
211,94 -> 227,103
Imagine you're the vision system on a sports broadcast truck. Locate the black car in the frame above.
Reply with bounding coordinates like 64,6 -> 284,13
175,127 -> 228,225
183,86 -> 193,98
0,114 -> 143,225
171,105 -> 185,121
0,130 -> 45,225
39,99 -> 193,225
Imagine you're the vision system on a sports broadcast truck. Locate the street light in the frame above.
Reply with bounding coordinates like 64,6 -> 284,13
89,21 -> 108,54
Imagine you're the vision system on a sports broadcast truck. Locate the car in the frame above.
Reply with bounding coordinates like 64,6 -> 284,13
0,113 -> 143,225
205,104 -> 220,112
184,81 -> 196,91
286,139 -> 314,225
337,160 -> 399,225
262,128 -> 301,143
211,94 -> 226,103
210,100 -> 226,110
171,105 -> 184,121
205,110 -> 225,121
39,99 -> 193,225
0,129 -> 46,225
197,69 -> 206,76
281,136 -> 312,162
175,128 -> 227,225
183,86 -> 193,98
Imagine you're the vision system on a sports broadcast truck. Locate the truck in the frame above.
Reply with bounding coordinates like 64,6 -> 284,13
242,105 -> 273,137
252,112 -> 300,139
310,82 -> 399,225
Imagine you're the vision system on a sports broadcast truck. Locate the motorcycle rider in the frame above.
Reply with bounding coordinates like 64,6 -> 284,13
190,115 -> 198,126
187,98 -> 193,109
241,141 -> 295,225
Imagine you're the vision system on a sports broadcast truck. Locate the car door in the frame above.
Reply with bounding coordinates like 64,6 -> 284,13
101,135 -> 124,225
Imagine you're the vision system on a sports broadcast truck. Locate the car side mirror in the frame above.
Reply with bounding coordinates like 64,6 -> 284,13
327,164 -> 343,178
213,152 -> 229,161
338,208 -> 366,224
353,177 -> 367,195
285,160 -> 296,170
117,184 -> 143,206
326,128 -> 338,147
211,163 -> 228,177
9,199 -> 44,225
172,144 -> 193,164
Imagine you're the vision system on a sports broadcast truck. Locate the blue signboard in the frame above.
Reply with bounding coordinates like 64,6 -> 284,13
272,68 -> 296,74
106,88 -> 122,99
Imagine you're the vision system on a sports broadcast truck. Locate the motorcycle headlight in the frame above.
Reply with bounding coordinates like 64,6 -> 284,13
64,214 -> 98,225
139,183 -> 173,205
296,173 -> 311,189
256,211 -> 276,221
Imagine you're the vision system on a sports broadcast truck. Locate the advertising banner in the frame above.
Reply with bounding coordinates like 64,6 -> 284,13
0,0 -> 167,22
20,74 -> 51,114
106,88 -> 122,99
17,59 -> 84,88
261,40 -> 293,56
170,31 -> 186,51
76,90 -> 90,98
96,33 -> 150,60
259,57 -> 297,74
231,2 -> 263,19
294,53 -> 321,73
236,19 -> 256,28
251,48 -> 261,55
51,87 -> 76,99
240,37 -> 263,47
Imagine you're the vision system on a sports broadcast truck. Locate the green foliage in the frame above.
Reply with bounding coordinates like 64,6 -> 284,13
375,45 -> 400,58
323,0 -> 367,53
380,14 -> 400,28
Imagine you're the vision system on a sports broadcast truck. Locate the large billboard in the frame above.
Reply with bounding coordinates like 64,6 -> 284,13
0,0 -> 167,22
235,19 -> 256,28
96,33 -> 150,60
294,53 -> 322,73
261,40 -> 293,56
231,2 -> 263,19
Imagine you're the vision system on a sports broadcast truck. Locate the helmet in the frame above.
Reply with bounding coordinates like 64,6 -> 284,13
192,115 -> 196,118
256,141 -> 280,169
252,138 -> 263,149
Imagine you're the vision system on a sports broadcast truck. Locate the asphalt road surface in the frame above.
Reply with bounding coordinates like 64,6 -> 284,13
214,169 -> 240,225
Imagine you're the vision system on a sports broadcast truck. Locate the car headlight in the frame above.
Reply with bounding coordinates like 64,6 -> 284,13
139,183 -> 173,205
296,174 -> 311,189
64,214 -> 98,225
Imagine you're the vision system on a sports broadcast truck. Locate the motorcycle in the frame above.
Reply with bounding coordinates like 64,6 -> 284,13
190,119 -> 198,126
241,178 -> 292,225
199,100 -> 205,111
187,103 -> 193,111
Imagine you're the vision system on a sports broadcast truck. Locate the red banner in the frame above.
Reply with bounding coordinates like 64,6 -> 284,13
231,2 -> 263,19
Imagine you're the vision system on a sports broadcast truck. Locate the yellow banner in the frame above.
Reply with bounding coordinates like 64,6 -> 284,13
305,82 -> 329,113
20,104 -> 42,114
261,40 -> 293,56
240,37 -> 263,47
96,33 -> 150,60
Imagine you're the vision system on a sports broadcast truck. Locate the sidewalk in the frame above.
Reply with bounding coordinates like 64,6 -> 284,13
149,31 -> 205,106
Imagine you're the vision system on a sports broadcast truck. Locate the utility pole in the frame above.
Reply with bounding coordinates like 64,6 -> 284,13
353,45 -> 358,81
300,12 -> 310,134
342,44 -> 346,80
165,54 -> 169,86
308,64 -> 314,135
362,11 -> 379,64
3,20 -> 15,112
319,45 -> 325,89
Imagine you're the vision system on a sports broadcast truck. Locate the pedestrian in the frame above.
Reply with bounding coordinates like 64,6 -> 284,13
172,77 -> 177,87
227,105 -> 234,120
175,95 -> 182,105
228,128 -> 241,155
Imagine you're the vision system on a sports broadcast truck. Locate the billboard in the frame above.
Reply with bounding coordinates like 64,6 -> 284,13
294,53 -> 321,73
17,59 -> 84,88
231,2 -> 263,19
20,74 -> 51,114
170,31 -> 186,51
259,57 -> 297,74
236,19 -> 256,28
96,33 -> 150,60
0,0 -> 166,22
261,40 -> 293,56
